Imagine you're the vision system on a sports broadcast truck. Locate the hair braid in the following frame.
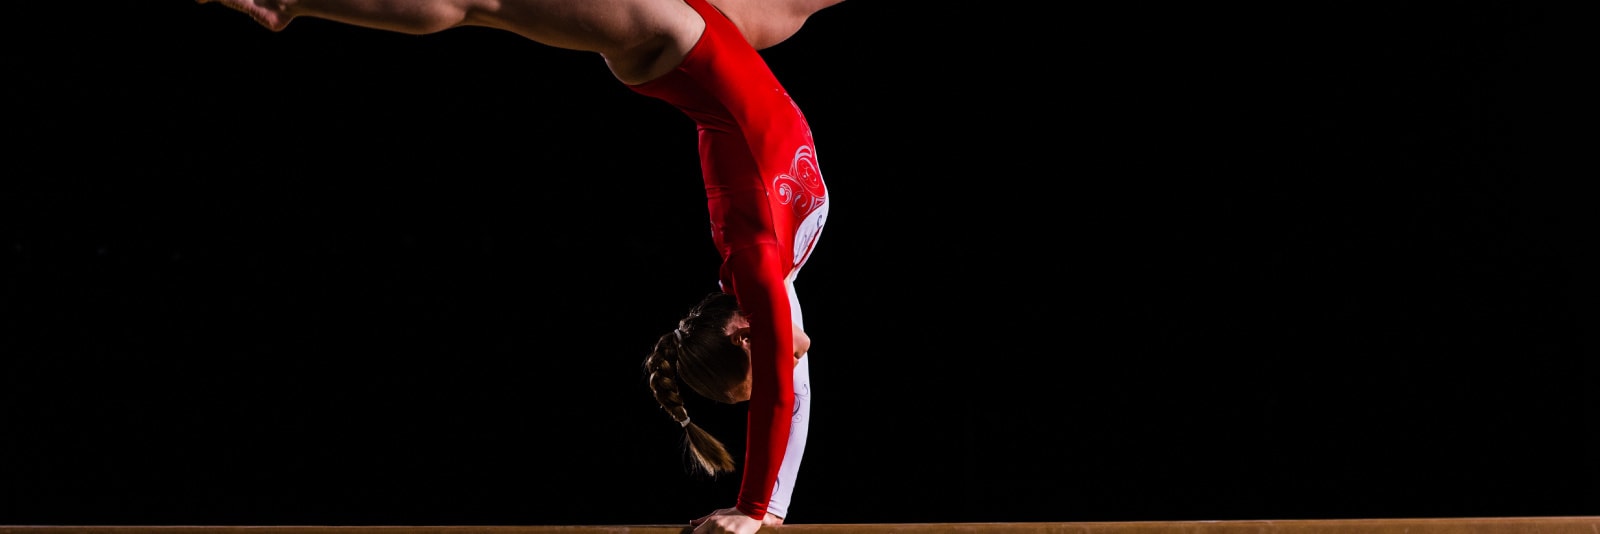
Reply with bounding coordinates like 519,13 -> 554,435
644,330 -> 735,477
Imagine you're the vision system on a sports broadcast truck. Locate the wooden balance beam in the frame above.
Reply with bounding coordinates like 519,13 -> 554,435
5,517 -> 1600,534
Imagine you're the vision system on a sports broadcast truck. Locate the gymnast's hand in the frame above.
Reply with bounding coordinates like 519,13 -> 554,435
690,507 -> 781,534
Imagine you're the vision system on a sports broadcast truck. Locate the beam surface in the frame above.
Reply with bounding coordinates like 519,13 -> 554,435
5,517 -> 1600,534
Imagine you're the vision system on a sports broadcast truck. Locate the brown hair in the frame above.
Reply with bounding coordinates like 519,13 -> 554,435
642,291 -> 749,477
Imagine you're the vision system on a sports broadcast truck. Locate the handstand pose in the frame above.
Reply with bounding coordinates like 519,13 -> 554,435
198,0 -> 838,532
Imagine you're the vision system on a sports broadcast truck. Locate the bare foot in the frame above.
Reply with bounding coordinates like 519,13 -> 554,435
197,0 -> 294,32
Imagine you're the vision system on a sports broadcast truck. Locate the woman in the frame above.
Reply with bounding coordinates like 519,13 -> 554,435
197,0 -> 836,532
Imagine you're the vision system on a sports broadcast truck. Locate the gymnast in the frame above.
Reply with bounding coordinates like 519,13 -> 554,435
197,0 -> 839,532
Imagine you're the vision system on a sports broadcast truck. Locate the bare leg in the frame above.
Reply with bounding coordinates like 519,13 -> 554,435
195,0 -> 705,84
699,0 -> 847,50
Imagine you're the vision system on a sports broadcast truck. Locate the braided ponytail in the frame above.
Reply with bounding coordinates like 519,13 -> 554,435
644,328 -> 736,477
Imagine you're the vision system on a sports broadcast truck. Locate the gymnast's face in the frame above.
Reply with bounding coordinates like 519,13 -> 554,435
720,313 -> 808,404
724,313 -> 754,403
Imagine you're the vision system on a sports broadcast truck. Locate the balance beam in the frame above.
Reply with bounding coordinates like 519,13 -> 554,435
5,517 -> 1600,534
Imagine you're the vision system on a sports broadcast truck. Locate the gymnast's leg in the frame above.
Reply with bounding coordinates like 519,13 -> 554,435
195,0 -> 704,85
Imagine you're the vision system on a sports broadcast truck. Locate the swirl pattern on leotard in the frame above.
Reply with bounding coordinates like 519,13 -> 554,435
773,144 -> 828,269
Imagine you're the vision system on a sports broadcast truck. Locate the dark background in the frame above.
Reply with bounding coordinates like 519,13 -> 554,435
2,0 -> 1593,527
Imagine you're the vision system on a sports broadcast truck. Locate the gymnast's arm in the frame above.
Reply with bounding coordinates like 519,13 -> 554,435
764,319 -> 811,521
721,243 -> 797,520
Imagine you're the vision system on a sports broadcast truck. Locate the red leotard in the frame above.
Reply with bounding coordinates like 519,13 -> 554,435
626,0 -> 828,520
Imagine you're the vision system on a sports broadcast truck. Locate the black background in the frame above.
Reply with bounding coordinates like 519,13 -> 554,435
2,0 -> 1593,527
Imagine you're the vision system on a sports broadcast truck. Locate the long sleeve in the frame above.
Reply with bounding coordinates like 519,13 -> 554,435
766,351 -> 811,518
721,244 -> 796,518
